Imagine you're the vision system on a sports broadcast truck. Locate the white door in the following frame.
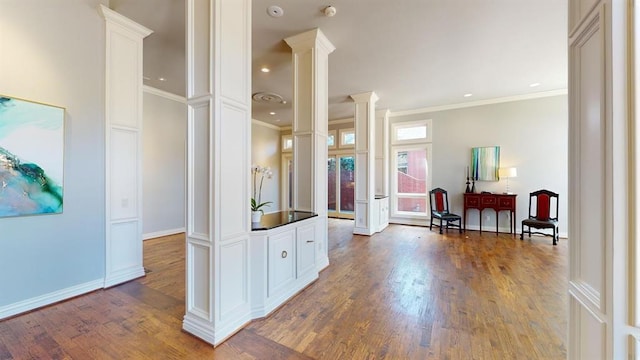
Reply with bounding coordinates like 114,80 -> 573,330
568,1 -> 632,358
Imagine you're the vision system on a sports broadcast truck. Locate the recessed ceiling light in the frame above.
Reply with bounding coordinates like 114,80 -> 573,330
261,67 -> 270,73
158,77 -> 166,82
269,112 -> 276,115
529,82 -> 541,87
464,93 -> 473,97
267,5 -> 284,17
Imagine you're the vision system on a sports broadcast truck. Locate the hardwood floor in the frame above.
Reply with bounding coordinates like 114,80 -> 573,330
0,219 -> 567,359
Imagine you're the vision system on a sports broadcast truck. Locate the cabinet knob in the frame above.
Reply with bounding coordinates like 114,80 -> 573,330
281,250 -> 288,258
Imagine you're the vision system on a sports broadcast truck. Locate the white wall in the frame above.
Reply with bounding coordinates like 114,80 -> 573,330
0,0 -> 107,310
142,87 -> 186,239
390,94 -> 568,236
251,120 -> 280,212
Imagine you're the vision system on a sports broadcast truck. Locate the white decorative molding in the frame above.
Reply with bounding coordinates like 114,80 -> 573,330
143,85 -> 186,103
390,89 -> 568,117
143,228 -> 186,240
0,279 -> 103,320
329,117 -> 355,125
252,118 -> 281,130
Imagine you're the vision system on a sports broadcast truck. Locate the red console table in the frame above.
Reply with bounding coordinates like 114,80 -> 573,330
463,193 -> 517,235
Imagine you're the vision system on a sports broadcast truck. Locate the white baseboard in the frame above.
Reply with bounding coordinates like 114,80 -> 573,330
143,227 -> 185,240
0,278 -> 103,320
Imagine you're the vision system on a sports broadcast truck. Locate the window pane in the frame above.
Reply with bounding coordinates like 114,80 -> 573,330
397,197 -> 427,213
340,156 -> 354,213
328,158 -> 336,211
327,134 -> 335,147
396,149 -> 427,194
284,138 -> 292,149
396,125 -> 427,141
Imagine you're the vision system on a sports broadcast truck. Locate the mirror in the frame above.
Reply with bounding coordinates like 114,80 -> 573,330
471,146 -> 500,181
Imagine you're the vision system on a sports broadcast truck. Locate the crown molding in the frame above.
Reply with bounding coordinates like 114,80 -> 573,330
328,117 -> 354,125
99,4 -> 153,37
252,119 -> 282,130
143,85 -> 186,103
390,89 -> 568,117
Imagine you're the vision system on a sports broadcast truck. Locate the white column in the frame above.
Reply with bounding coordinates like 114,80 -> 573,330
284,29 -> 335,270
100,5 -> 152,288
351,92 -> 378,236
183,0 -> 252,346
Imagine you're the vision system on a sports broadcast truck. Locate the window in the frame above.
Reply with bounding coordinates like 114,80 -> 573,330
392,120 -> 432,144
282,135 -> 292,152
339,128 -> 355,148
328,130 -> 337,149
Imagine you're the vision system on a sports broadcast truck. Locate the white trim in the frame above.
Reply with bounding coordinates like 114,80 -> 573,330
143,85 -> 186,103
390,89 -> 569,117
252,118 -> 281,130
0,279 -> 103,320
99,5 -> 152,37
329,117 -> 355,125
143,228 -> 186,240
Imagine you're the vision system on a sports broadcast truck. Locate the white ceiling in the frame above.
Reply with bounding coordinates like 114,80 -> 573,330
112,0 -> 568,127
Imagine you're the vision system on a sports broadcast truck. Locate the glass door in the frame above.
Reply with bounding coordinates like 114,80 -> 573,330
328,155 -> 355,219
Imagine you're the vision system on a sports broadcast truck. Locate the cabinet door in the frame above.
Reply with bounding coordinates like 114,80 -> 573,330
296,223 -> 316,279
268,229 -> 296,297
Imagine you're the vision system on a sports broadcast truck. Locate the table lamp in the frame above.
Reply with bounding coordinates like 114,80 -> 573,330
498,167 -> 517,194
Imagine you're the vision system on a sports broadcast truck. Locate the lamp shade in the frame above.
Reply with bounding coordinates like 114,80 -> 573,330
499,167 -> 517,178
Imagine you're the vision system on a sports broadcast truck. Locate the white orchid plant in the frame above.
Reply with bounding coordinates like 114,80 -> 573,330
251,164 -> 273,213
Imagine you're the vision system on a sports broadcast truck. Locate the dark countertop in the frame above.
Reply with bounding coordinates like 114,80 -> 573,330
251,210 -> 318,231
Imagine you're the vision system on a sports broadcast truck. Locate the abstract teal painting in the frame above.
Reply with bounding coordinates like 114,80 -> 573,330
471,146 -> 500,181
0,96 -> 64,217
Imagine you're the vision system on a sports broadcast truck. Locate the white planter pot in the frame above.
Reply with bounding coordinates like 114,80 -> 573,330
251,211 -> 262,223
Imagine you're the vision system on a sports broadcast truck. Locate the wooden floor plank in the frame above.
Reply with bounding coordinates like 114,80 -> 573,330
0,220 -> 567,359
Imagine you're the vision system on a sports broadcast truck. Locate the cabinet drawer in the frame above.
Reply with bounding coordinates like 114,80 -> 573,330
498,197 -> 514,208
464,194 -> 480,207
268,230 -> 295,297
297,224 -> 316,278
481,195 -> 496,206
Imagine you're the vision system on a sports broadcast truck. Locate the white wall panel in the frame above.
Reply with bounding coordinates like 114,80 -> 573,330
355,153 -> 368,201
570,9 -> 604,311
294,134 -> 313,210
220,0 -> 248,105
355,202 -> 368,229
190,103 -> 211,238
110,129 -> 138,220
189,0 -> 210,97
293,50 -> 313,133
109,34 -> 137,128
109,221 -> 140,270
189,242 -> 211,318
219,239 -> 248,318
220,104 -> 248,237
355,106 -> 369,152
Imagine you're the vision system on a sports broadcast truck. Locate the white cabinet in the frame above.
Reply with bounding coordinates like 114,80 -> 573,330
250,215 -> 319,318
268,229 -> 296,297
372,196 -> 389,233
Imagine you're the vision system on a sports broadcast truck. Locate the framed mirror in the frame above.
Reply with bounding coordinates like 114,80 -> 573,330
471,146 -> 500,181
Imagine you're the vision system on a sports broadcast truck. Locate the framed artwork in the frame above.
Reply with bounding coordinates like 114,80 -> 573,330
471,146 -> 500,181
0,95 -> 65,217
